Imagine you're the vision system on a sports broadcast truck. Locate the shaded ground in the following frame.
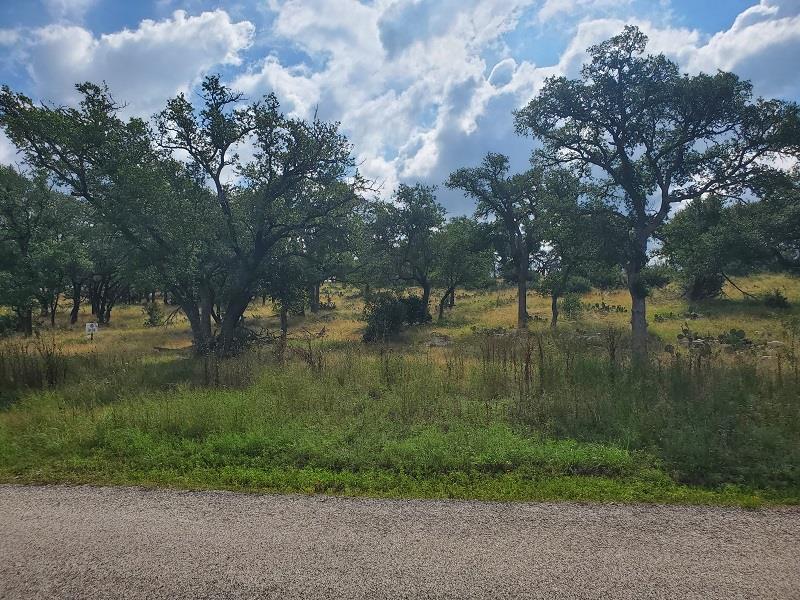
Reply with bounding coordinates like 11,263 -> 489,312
1,484 -> 798,599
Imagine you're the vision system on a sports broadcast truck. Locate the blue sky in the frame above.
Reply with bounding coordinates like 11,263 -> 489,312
1,0 -> 799,212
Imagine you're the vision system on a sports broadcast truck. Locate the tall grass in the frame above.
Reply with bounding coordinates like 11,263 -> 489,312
1,326 -> 798,503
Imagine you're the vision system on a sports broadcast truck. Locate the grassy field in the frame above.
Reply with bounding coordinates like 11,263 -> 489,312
1,274 -> 799,506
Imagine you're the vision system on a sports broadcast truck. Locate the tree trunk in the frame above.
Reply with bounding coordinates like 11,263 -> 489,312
626,264 -> 648,363
280,305 -> 289,336
17,307 -> 33,336
70,281 -> 81,325
90,283 -> 100,316
217,293 -> 251,356
50,294 -> 59,327
438,286 -> 455,320
199,285 -> 216,333
550,293 -> 559,328
183,300 -> 212,355
309,283 -> 320,314
517,246 -> 529,329
421,280 -> 432,320
448,289 -> 455,308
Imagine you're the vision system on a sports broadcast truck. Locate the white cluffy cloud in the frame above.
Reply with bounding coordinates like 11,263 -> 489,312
1,1 -> 799,212
230,0 -> 799,209
8,10 -> 254,116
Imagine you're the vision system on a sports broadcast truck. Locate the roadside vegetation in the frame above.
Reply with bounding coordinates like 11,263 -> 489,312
1,277 -> 799,506
1,27 -> 799,506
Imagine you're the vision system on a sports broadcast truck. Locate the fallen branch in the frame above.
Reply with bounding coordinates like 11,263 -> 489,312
721,272 -> 758,300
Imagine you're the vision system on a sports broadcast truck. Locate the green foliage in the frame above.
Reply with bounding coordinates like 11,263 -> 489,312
361,291 -> 433,342
0,76 -> 365,354
431,217 -> 492,290
361,292 -> 410,342
399,295 -> 432,326
368,184 -> 446,317
660,195 -> 769,300
0,334 -> 798,505
0,313 -> 17,337
559,293 -> 583,320
763,289 -> 790,309
142,302 -> 165,327
515,25 -> 799,354
627,264 -> 673,298
717,328 -> 752,349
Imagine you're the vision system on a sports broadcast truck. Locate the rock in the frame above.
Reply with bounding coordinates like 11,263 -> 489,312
767,340 -> 785,348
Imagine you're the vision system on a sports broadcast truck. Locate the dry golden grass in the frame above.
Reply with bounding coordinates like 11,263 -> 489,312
17,272 -> 800,358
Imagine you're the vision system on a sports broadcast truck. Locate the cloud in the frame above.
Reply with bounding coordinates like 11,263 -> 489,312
0,29 -> 20,46
0,132 -> 20,166
688,0 -> 800,98
12,10 -> 254,116
43,0 -> 98,22
537,0 -> 632,22
228,0 -> 800,212
232,0 -> 545,210
2,1 -> 799,212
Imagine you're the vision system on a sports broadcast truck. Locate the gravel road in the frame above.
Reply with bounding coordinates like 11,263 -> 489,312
0,484 -> 798,599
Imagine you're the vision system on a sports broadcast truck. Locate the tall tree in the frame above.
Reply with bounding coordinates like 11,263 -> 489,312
431,217 -> 492,320
156,76 -> 366,354
0,82 -> 221,350
536,168 -> 622,327
515,25 -> 800,359
0,167 -> 58,334
747,168 -> 800,274
447,153 -> 541,329
1,77 -> 366,354
376,184 -> 445,318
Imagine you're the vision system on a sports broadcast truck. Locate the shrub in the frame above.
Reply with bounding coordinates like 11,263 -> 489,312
362,292 -> 430,342
560,293 -> 583,320
362,292 -> 409,342
717,328 -> 752,349
399,294 -> 431,325
0,313 -> 18,338
142,302 -> 165,327
763,288 -> 790,309
682,273 -> 725,301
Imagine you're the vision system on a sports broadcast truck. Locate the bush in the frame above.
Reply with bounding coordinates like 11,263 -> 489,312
763,288 -> 790,309
0,313 -> 18,338
362,292 -> 430,342
399,295 -> 431,325
682,273 -> 725,301
560,293 -> 583,320
717,328 -> 752,349
142,302 -> 165,327
362,292 -> 409,342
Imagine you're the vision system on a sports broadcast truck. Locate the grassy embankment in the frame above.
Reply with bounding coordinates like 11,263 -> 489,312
1,273 -> 799,506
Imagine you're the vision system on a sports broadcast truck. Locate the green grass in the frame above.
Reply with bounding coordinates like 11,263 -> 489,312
1,333 -> 798,506
1,273 -> 799,506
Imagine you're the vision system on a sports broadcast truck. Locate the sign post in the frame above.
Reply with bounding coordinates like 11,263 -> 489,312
85,322 -> 98,341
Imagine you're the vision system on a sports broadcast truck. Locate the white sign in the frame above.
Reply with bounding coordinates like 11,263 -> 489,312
85,322 -> 98,339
